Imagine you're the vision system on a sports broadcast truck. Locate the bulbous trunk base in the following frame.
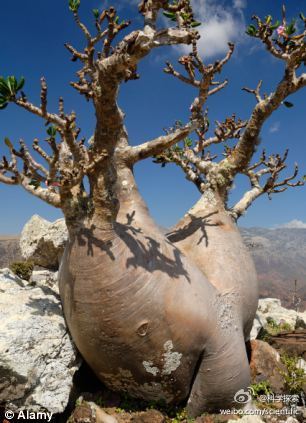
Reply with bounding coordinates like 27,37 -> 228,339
59,219 -> 251,414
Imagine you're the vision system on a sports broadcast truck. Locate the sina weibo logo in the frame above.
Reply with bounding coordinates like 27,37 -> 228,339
234,387 -> 254,404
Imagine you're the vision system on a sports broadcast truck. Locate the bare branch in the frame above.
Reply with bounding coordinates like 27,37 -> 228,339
164,42 -> 234,109
0,172 -> 18,185
72,10 -> 91,41
218,55 -> 306,184
230,150 -> 304,219
15,98 -> 65,128
123,122 -> 198,164
208,80 -> 228,96
20,176 -> 61,207
33,138 -> 52,165
40,77 -> 48,116
242,80 -> 263,103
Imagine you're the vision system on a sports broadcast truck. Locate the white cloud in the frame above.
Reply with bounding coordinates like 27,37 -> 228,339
269,121 -> 280,133
233,0 -> 247,8
180,0 -> 247,58
275,220 -> 306,229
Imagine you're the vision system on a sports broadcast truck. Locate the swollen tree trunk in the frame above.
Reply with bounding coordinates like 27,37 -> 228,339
59,154 -> 251,416
4,2 -> 304,417
167,188 -> 259,340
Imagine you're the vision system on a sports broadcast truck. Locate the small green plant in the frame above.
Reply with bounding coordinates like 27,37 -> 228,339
10,261 -> 34,281
75,397 -> 84,407
251,380 -> 273,399
258,318 -> 293,343
171,407 -> 195,422
280,353 -> 306,395
265,317 -> 293,336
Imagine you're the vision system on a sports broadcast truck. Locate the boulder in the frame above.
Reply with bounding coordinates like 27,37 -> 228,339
249,340 -> 287,394
29,270 -> 58,288
20,215 -> 68,270
250,313 -> 267,340
250,299 -> 306,340
257,299 -> 306,328
0,267 -> 80,414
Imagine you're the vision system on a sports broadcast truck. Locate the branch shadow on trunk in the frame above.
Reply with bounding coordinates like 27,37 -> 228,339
116,220 -> 192,282
76,225 -> 116,260
166,211 -> 219,246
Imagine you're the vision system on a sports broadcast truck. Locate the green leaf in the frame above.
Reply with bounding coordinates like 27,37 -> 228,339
4,137 -> 13,149
0,78 -> 10,97
0,103 -> 8,109
92,9 -> 99,19
182,13 -> 191,21
299,12 -> 306,21
173,145 -> 182,153
0,95 -> 8,109
47,125 -> 57,137
69,0 -> 80,13
270,20 -> 280,30
16,77 -> 25,91
265,15 -> 272,24
285,21 -> 296,36
283,101 -> 294,108
184,137 -> 193,147
246,24 -> 257,36
163,11 -> 176,19
114,16 -> 119,24
190,21 -> 202,27
6,76 -> 16,95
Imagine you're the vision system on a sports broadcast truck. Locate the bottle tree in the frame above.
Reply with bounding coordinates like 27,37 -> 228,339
0,1 -> 305,417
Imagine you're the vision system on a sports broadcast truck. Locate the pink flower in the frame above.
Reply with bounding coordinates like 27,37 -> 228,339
277,25 -> 285,36
45,180 -> 60,187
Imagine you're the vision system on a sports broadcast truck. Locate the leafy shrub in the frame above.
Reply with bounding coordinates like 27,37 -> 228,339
10,261 -> 34,281
280,353 -> 306,395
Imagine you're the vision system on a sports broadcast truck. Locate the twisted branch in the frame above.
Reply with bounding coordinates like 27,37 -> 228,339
230,149 -> 304,219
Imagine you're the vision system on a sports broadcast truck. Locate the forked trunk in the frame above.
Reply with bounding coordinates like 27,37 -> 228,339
58,152 -> 252,416
168,188 -> 259,340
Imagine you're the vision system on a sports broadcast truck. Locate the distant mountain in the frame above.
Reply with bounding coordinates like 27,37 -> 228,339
240,227 -> 306,311
0,235 -> 21,268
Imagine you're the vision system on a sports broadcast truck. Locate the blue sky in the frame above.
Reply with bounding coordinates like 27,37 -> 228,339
0,0 -> 305,234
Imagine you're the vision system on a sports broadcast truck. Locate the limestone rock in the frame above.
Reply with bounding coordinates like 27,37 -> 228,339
250,299 -> 306,340
250,313 -> 267,340
20,215 -> 68,270
0,268 -> 80,414
257,299 -> 306,328
30,270 -> 58,288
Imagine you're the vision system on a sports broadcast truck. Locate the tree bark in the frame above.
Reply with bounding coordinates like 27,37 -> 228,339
167,189 -> 259,340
